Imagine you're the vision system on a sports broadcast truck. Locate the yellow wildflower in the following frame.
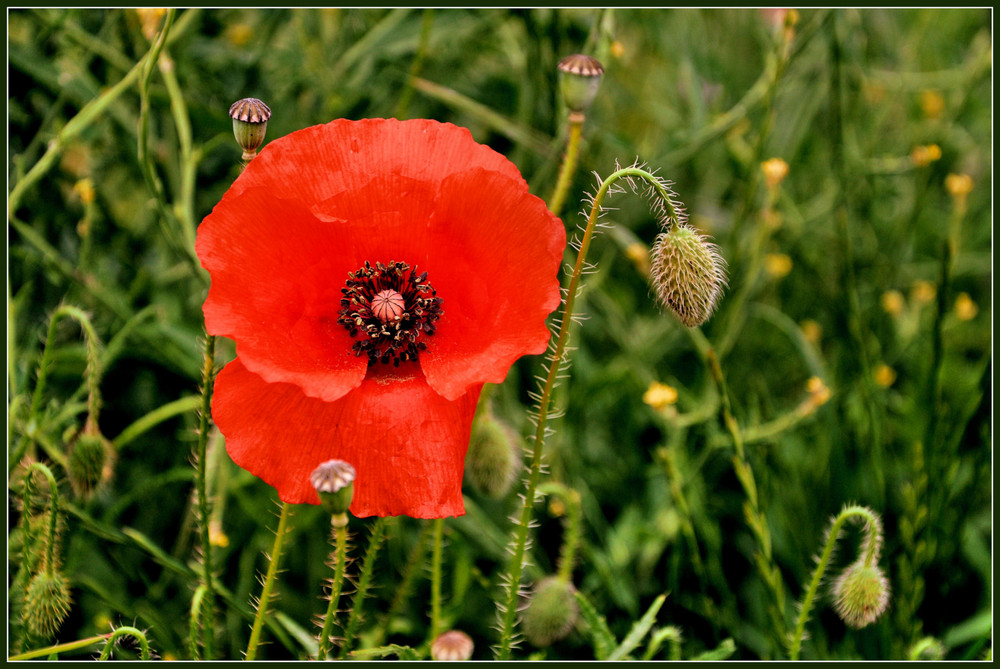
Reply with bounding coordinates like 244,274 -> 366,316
643,381 -> 678,411
761,157 -> 789,189
764,253 -> 793,279
920,90 -> 945,120
954,293 -> 978,321
910,280 -> 936,305
880,290 -> 905,317
910,144 -> 941,167
874,364 -> 896,388
800,319 -> 822,344
625,241 -> 650,276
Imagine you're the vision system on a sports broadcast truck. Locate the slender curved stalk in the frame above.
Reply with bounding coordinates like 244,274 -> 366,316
789,505 -> 881,660
98,626 -> 150,661
537,482 -> 582,585
547,116 -> 584,218
317,523 -> 349,660
245,502 -> 293,661
495,166 -> 684,659
23,462 -> 62,575
188,585 -> 208,660
374,519 -> 431,646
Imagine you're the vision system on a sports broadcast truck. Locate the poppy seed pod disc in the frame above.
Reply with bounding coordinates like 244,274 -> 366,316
229,98 -> 271,157
557,54 -> 604,113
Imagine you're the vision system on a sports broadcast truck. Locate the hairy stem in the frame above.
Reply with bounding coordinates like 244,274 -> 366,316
193,333 -> 217,659
317,523 -> 349,660
245,502 -> 293,661
338,517 -> 388,658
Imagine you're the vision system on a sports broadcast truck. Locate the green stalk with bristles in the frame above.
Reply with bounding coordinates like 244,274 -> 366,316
98,626 -> 151,661
192,333 -> 217,659
338,517 -> 388,658
537,482 -> 582,585
789,505 -> 882,660
374,520 -> 431,646
245,502 -> 294,661
317,523 -> 350,660
9,634 -> 112,661
495,166 -> 686,659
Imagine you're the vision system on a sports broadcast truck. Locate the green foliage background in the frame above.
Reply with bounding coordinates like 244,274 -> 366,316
8,8 -> 992,661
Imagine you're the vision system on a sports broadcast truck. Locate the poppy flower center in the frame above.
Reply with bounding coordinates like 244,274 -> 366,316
338,260 -> 443,367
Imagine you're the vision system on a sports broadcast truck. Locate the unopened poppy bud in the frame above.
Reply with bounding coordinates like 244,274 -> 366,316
229,97 -> 271,161
521,577 -> 579,647
23,570 -> 72,639
557,54 -> 604,116
465,413 -> 521,498
430,629 -> 474,661
650,225 -> 727,327
67,428 -> 115,500
311,459 -> 355,525
832,561 -> 890,629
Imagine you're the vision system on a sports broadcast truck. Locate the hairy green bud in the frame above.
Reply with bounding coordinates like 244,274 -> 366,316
832,561 -> 890,629
67,429 -> 115,500
23,571 -> 72,639
465,412 -> 522,498
521,577 -> 579,647
650,225 -> 726,327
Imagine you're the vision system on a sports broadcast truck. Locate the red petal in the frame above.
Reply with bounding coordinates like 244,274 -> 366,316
197,189 -> 368,402
213,357 -> 481,518
419,169 -> 566,399
227,118 -> 528,208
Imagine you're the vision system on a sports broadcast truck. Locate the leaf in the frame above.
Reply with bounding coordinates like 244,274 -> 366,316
607,593 -> 668,661
350,644 -> 422,661
574,590 -> 617,660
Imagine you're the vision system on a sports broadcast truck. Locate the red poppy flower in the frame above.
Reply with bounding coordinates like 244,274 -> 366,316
196,118 -> 565,518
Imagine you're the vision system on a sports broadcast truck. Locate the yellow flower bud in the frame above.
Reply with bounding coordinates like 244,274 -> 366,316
761,158 -> 789,189
643,381 -> 679,411
880,290 -> 905,317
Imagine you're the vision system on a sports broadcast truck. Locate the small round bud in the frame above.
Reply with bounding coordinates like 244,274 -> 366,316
311,459 -> 356,521
67,429 -> 115,500
23,571 -> 72,639
557,54 -> 604,115
521,577 -> 579,647
831,561 -> 890,629
464,413 -> 521,499
431,629 -> 474,661
650,225 -> 727,328
229,98 -> 271,161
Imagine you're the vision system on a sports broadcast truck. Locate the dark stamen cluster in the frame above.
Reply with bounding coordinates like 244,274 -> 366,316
338,260 -> 443,367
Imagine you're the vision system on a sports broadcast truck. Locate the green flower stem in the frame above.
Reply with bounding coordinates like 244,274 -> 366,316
157,47 -> 198,252
245,502 -> 294,661
317,522 -> 350,660
705,347 -> 786,656
192,333 -> 217,659
98,626 -> 150,661
496,166 -> 682,659
189,584 -> 208,660
29,305 -> 101,429
23,462 -> 61,575
537,482 -> 582,585
429,517 -> 445,641
8,634 -> 110,661
374,519 -> 432,646
395,8 -> 434,120
789,505 -> 881,660
547,115 -> 584,218
338,517 -> 388,658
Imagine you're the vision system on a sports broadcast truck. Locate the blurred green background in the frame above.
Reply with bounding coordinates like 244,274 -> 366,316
8,8 -> 992,660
